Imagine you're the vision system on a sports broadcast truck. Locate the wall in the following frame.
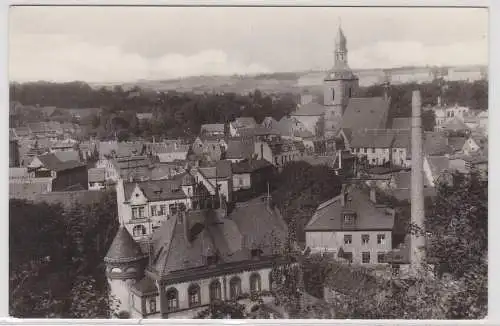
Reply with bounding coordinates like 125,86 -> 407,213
233,173 -> 251,191
52,166 -> 88,191
391,148 -> 410,168
352,148 -> 391,166
89,181 -> 105,191
291,115 -> 322,136
306,230 -> 392,264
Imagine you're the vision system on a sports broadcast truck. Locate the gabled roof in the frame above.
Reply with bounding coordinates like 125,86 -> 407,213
340,97 -> 390,131
198,160 -> 232,179
292,102 -> 325,116
426,156 -> 450,181
233,117 -> 257,129
448,136 -> 467,152
424,132 -> 450,156
350,129 -> 395,148
442,117 -> 469,131
238,126 -> 281,137
104,227 -> 148,264
391,117 -> 411,130
306,187 -> 394,231
37,153 -> 85,172
53,150 -> 80,162
88,168 -> 106,183
123,178 -> 187,202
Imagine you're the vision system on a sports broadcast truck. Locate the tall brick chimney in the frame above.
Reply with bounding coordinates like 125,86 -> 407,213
411,90 -> 426,270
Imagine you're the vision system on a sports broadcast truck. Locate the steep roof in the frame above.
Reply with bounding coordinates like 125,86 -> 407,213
198,160 -> 232,179
340,97 -> 390,131
292,102 -> 325,116
442,117 -> 469,132
391,117 -> 411,130
123,179 -> 187,202
225,139 -> 255,160
150,197 -> 288,277
447,136 -> 467,152
427,156 -> 450,181
306,187 -> 394,231
104,227 -> 148,264
350,129 -> 395,148
423,132 -> 450,156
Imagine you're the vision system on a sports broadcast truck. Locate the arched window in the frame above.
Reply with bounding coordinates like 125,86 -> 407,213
209,280 -> 222,302
165,288 -> 178,311
229,277 -> 242,300
348,87 -> 352,98
332,88 -> 335,101
133,225 -> 146,237
250,273 -> 262,293
188,284 -> 201,307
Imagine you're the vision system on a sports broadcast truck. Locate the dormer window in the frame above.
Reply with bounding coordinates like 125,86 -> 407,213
343,212 -> 356,225
251,248 -> 263,259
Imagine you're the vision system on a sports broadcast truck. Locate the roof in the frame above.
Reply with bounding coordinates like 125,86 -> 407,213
225,139 -> 255,160
98,141 -> 119,159
131,276 -> 158,296
238,126 -> 281,137
9,179 -> 52,201
198,160 -> 232,179
427,156 -> 450,181
448,136 -> 467,152
136,113 -> 153,120
292,102 -> 325,116
150,196 -> 288,277
36,153 -> 85,172
53,150 -> 80,162
104,227 -> 148,264
391,117 -> 411,130
350,129 -> 396,148
340,97 -> 390,131
201,124 -> 225,134
88,168 -> 106,183
392,129 -> 411,149
305,187 -> 395,231
293,129 -> 315,139
231,159 -> 273,174
233,117 -> 257,129
275,116 -> 304,137
442,117 -> 469,131
424,132 -> 450,156
123,178 -> 187,202
9,167 -> 28,179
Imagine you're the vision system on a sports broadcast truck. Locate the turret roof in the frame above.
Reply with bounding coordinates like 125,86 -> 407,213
104,227 -> 148,264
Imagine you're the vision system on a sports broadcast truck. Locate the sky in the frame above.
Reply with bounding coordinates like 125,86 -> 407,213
9,6 -> 489,83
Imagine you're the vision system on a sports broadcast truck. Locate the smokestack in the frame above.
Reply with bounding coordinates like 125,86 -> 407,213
411,90 -> 425,270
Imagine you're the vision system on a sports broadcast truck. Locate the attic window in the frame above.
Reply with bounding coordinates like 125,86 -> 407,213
251,248 -> 263,258
343,213 -> 356,225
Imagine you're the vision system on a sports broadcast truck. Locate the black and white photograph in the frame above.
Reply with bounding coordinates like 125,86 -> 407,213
8,5 -> 488,319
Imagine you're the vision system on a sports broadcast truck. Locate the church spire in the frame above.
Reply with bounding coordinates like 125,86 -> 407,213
334,20 -> 347,64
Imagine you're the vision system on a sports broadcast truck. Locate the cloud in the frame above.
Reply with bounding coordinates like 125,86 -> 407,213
9,34 -> 270,83
349,40 -> 488,69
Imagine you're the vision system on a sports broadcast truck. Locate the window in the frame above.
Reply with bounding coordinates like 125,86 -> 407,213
371,148 -> 376,153
377,234 -> 386,245
158,204 -> 166,216
132,207 -> 138,218
343,214 -> 355,225
344,234 -> 352,245
229,277 -> 242,300
166,288 -> 178,311
239,178 -> 243,186
169,204 -> 178,215
151,205 -> 157,216
188,284 -> 201,307
362,252 -> 371,264
343,252 -> 353,263
392,265 -> 400,276
209,280 -> 222,302
139,207 -> 145,218
377,252 -> 386,263
132,225 -> 146,237
149,298 -> 156,313
361,234 -> 369,245
332,88 -> 335,101
250,273 -> 262,293
348,87 -> 352,98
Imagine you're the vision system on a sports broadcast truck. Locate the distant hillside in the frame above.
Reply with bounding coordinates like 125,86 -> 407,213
89,64 -> 486,95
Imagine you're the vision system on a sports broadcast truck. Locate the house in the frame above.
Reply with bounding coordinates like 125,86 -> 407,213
462,134 -> 487,156
151,143 -> 190,163
104,195 -> 289,318
350,129 -> 395,167
391,130 -> 411,168
254,139 -> 303,168
275,116 -> 307,139
136,113 -> 154,122
115,173 -> 200,241
231,159 -> 275,193
191,137 -> 226,163
290,102 -> 325,136
305,184 -> 395,265
88,168 -> 106,191
9,167 -> 53,200
434,107 -> 447,130
200,124 -> 225,137
225,138 -> 256,163
229,117 -> 257,137
261,117 -> 279,130
196,160 -> 233,203
27,153 -> 88,191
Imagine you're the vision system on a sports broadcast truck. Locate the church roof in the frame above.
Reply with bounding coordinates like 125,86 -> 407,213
335,25 -> 347,49
340,97 -> 390,131
104,227 -> 148,264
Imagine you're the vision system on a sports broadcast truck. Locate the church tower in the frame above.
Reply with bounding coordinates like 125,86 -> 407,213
323,23 -> 359,138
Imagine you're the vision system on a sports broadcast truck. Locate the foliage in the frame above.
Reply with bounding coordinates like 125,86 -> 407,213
9,190 -> 119,318
271,161 -> 342,242
194,300 -> 247,319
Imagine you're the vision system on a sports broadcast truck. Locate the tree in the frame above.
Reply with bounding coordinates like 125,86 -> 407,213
422,109 -> 436,131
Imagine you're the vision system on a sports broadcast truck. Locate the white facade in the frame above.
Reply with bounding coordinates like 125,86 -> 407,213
232,173 -> 251,191
391,147 -> 410,168
306,230 -> 392,265
96,158 -> 119,181
351,147 -> 391,166
89,181 -> 105,191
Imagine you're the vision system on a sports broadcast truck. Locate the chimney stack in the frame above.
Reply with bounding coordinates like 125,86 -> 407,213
411,90 -> 426,270
369,184 -> 377,204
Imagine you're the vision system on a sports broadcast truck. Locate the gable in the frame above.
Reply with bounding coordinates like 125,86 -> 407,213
129,184 -> 148,205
